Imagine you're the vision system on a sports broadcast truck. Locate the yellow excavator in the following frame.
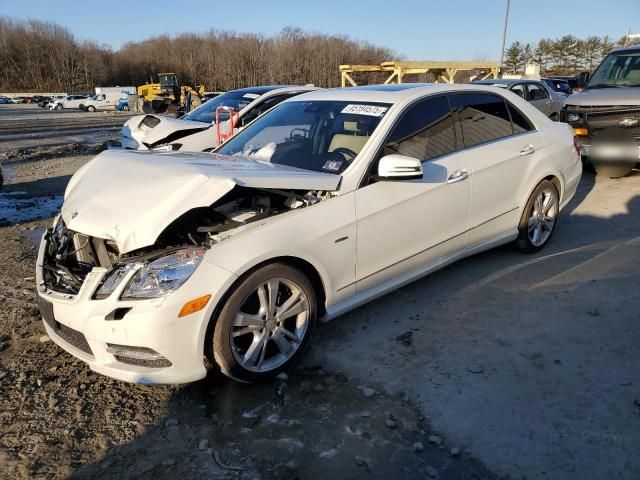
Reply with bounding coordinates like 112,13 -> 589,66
137,73 -> 205,113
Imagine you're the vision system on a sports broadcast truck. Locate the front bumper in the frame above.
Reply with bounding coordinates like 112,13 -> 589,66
562,106 -> 640,160
35,233 -> 237,384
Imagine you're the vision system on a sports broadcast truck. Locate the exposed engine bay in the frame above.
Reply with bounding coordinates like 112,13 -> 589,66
41,187 -> 330,295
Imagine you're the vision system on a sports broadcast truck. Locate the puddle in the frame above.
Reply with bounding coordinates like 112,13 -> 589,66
0,193 -> 62,225
23,227 -> 46,246
1,163 -> 15,182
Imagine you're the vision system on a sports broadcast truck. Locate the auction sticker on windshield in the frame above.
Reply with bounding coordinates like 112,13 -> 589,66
341,104 -> 388,117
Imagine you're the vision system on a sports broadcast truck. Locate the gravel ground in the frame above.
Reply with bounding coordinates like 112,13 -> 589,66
0,104 -> 134,153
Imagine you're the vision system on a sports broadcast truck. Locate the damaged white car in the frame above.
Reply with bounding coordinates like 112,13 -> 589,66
37,84 -> 582,384
121,85 -> 318,152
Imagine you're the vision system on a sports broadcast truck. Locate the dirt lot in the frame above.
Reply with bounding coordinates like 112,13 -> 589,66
0,104 -> 639,480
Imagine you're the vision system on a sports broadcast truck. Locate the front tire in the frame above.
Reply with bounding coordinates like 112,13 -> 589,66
87,105 -> 96,112
55,104 -> 63,110
212,263 -> 317,382
515,180 -> 559,253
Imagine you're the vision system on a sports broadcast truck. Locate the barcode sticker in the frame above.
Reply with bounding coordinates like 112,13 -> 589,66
341,104 -> 388,117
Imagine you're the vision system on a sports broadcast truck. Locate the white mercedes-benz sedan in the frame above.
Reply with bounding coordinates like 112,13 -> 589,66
36,84 -> 582,384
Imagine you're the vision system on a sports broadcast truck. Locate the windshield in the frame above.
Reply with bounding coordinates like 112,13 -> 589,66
216,100 -> 390,174
159,74 -> 178,88
184,90 -> 265,123
588,51 -> 640,88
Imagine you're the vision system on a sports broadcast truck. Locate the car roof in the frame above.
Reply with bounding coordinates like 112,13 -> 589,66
473,78 -> 540,85
611,45 -> 640,54
287,83 -> 530,104
227,85 -> 309,95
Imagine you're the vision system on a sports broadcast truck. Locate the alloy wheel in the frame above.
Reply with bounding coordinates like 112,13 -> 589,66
230,278 -> 310,372
528,188 -> 557,247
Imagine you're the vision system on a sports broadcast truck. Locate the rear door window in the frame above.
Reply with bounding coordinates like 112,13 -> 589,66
527,83 -> 549,101
383,95 -> 458,161
451,93 -> 513,148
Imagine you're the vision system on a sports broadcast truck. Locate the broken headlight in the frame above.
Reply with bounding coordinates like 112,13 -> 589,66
121,248 -> 206,299
94,264 -> 137,299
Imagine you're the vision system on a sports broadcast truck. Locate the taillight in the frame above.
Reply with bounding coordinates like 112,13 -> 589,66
573,135 -> 581,157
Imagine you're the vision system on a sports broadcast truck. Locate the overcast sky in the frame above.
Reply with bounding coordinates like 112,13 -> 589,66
1,0 -> 638,59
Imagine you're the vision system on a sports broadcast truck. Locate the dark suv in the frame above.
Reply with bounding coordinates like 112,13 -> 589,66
561,45 -> 640,177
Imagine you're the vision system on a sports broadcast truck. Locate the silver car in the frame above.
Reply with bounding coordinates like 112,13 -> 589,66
473,79 -> 564,121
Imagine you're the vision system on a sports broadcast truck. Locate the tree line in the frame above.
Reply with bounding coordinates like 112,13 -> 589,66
503,35 -> 639,75
0,18 -> 393,93
2,17 -> 638,93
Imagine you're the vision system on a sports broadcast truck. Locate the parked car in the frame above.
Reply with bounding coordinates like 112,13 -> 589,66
37,83 -> 581,385
41,96 -> 64,109
551,73 -> 591,93
9,97 -> 23,104
201,91 -> 225,102
473,79 -> 564,120
37,97 -> 51,108
561,45 -> 640,177
50,94 -> 91,110
543,78 -> 573,95
121,85 -> 319,151
0,96 -> 9,104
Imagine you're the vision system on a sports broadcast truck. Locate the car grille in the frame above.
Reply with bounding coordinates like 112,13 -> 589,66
38,295 -> 93,357
587,109 -> 640,139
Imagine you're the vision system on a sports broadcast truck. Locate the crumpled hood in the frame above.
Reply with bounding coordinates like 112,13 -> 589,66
121,114 -> 210,149
564,87 -> 640,107
61,149 -> 341,254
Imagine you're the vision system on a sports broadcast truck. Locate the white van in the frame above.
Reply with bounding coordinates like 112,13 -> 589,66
80,87 -> 135,112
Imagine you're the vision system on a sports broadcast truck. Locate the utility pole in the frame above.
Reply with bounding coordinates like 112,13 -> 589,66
499,0 -> 511,74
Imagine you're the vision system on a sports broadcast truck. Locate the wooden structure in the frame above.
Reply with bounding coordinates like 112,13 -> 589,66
339,61 -> 501,87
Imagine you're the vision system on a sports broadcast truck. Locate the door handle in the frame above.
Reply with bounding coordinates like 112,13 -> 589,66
520,144 -> 535,156
447,169 -> 469,184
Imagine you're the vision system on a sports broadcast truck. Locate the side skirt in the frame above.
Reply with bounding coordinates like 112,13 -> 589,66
320,229 -> 518,323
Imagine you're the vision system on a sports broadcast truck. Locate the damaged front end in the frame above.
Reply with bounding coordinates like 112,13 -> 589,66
41,186 -> 330,299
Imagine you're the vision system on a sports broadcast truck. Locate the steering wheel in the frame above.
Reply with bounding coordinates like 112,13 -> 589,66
332,147 -> 358,161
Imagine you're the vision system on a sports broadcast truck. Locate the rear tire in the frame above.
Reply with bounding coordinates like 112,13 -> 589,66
212,263 -> 317,383
515,180 -> 559,253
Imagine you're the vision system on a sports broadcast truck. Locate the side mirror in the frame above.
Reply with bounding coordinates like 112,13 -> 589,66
377,154 -> 423,180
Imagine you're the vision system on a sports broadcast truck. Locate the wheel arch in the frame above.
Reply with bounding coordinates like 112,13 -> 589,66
544,174 -> 562,199
202,255 -> 328,362
522,172 -> 563,216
